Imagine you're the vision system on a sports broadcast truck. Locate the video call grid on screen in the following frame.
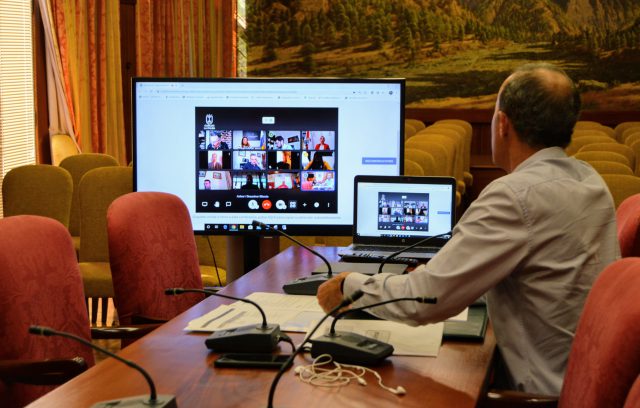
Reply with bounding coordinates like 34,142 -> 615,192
378,192 -> 430,231
356,180 -> 453,239
133,78 -> 404,235
194,107 -> 338,214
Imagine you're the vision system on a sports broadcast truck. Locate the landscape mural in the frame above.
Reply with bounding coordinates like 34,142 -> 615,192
245,0 -> 640,110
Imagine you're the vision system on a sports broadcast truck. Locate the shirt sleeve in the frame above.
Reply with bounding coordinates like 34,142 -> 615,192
342,180 -> 529,325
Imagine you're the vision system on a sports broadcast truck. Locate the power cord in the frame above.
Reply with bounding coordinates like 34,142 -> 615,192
277,332 -> 296,353
294,354 -> 406,396
205,236 -> 223,286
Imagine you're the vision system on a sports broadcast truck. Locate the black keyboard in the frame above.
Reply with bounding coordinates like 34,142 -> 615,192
339,253 -> 421,267
350,245 -> 439,254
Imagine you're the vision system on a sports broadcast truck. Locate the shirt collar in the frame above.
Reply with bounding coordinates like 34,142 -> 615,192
513,146 -> 567,173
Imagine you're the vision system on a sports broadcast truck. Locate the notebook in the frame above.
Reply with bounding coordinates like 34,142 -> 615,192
338,175 -> 456,260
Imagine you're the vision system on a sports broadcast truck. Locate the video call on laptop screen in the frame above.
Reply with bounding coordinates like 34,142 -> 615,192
133,78 -> 404,235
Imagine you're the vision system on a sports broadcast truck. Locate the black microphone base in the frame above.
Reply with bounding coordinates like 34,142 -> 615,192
282,273 -> 330,295
309,331 -> 394,366
205,324 -> 281,352
92,394 -> 177,407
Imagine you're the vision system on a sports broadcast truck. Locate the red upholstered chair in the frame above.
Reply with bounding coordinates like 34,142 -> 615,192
625,376 -> 640,408
107,192 -> 205,326
0,216 -> 94,407
617,194 -> 640,257
482,257 -> 640,408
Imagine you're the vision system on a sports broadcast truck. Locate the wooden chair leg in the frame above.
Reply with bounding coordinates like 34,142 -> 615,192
91,298 -> 99,326
100,297 -> 109,326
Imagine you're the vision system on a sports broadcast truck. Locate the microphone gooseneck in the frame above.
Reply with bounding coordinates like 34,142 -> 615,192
377,231 -> 452,274
29,325 -> 159,404
164,287 -> 268,328
328,296 -> 438,334
252,220 -> 333,277
266,290 -> 364,408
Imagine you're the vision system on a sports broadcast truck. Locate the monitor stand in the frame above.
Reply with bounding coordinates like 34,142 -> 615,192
226,236 -> 280,282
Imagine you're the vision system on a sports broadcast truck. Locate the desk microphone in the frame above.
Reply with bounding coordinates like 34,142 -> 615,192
28,325 -> 177,408
252,220 -> 333,295
165,288 -> 281,352
267,290 -> 363,408
377,231 -> 452,274
309,296 -> 437,366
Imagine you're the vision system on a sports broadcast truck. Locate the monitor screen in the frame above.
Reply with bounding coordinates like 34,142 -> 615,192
133,77 -> 405,235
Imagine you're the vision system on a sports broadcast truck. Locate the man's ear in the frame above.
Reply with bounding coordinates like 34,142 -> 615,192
496,111 -> 510,140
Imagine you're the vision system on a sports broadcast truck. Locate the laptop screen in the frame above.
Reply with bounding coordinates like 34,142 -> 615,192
353,175 -> 456,246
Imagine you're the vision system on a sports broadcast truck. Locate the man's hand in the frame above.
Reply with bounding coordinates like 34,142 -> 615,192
317,272 -> 351,313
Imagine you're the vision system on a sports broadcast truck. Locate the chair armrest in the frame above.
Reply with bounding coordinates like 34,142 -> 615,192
0,357 -> 88,385
480,390 -> 559,408
91,324 -> 162,340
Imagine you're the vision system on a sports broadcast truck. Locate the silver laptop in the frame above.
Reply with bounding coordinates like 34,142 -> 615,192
339,175 -> 456,260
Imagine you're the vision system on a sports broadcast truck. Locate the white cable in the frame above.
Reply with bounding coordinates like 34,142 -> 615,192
295,354 -> 406,396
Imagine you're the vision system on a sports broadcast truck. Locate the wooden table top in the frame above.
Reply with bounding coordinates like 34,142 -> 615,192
29,246 -> 495,408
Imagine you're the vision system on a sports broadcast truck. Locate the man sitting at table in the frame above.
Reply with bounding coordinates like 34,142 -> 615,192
317,63 -> 619,395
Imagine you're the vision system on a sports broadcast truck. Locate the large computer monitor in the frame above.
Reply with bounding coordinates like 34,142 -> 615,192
133,77 -> 405,236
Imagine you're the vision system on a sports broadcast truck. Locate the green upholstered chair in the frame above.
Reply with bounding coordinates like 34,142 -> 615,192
405,148 -> 437,175
601,174 -> 640,209
587,161 -> 634,176
578,143 -> 636,171
404,159 -> 424,176
195,236 -> 228,286
2,165 -> 73,227
59,153 -> 119,254
50,133 -> 80,166
78,166 -> 133,326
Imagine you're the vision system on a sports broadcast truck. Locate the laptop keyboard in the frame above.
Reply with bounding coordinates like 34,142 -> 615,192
351,245 -> 439,253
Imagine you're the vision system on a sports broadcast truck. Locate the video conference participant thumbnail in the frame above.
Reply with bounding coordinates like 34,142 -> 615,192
268,172 -> 298,190
198,171 -> 232,190
300,171 -> 335,191
235,151 -> 266,171
267,151 -> 301,170
303,131 -> 334,151
198,150 -> 232,170
303,151 -> 334,170
232,172 -> 267,190
233,130 -> 264,149
266,130 -> 301,150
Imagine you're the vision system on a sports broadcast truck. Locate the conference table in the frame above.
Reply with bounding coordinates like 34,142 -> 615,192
29,246 -> 496,408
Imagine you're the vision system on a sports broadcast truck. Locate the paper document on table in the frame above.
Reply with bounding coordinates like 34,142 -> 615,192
312,319 -> 444,357
185,292 -> 324,333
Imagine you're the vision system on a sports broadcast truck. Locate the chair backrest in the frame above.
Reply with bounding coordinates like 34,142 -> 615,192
50,134 -> 80,166
1,165 -> 73,227
408,134 -> 457,177
574,151 -> 631,168
404,139 -> 450,176
624,375 -> 640,408
60,153 -> 120,237
559,258 -> 640,408
107,192 -> 204,325
579,143 -> 635,170
588,160 -> 634,176
78,167 -> 133,262
405,148 -> 437,175
625,131 -> 640,148
404,122 -> 417,139
403,159 -> 424,176
0,215 -> 94,406
617,194 -> 640,257
565,135 -> 616,156
601,174 -> 640,209
405,118 -> 425,131
615,122 -> 640,143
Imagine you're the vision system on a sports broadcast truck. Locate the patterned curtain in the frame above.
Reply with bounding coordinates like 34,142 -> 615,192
136,0 -> 227,77
41,0 -> 126,164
